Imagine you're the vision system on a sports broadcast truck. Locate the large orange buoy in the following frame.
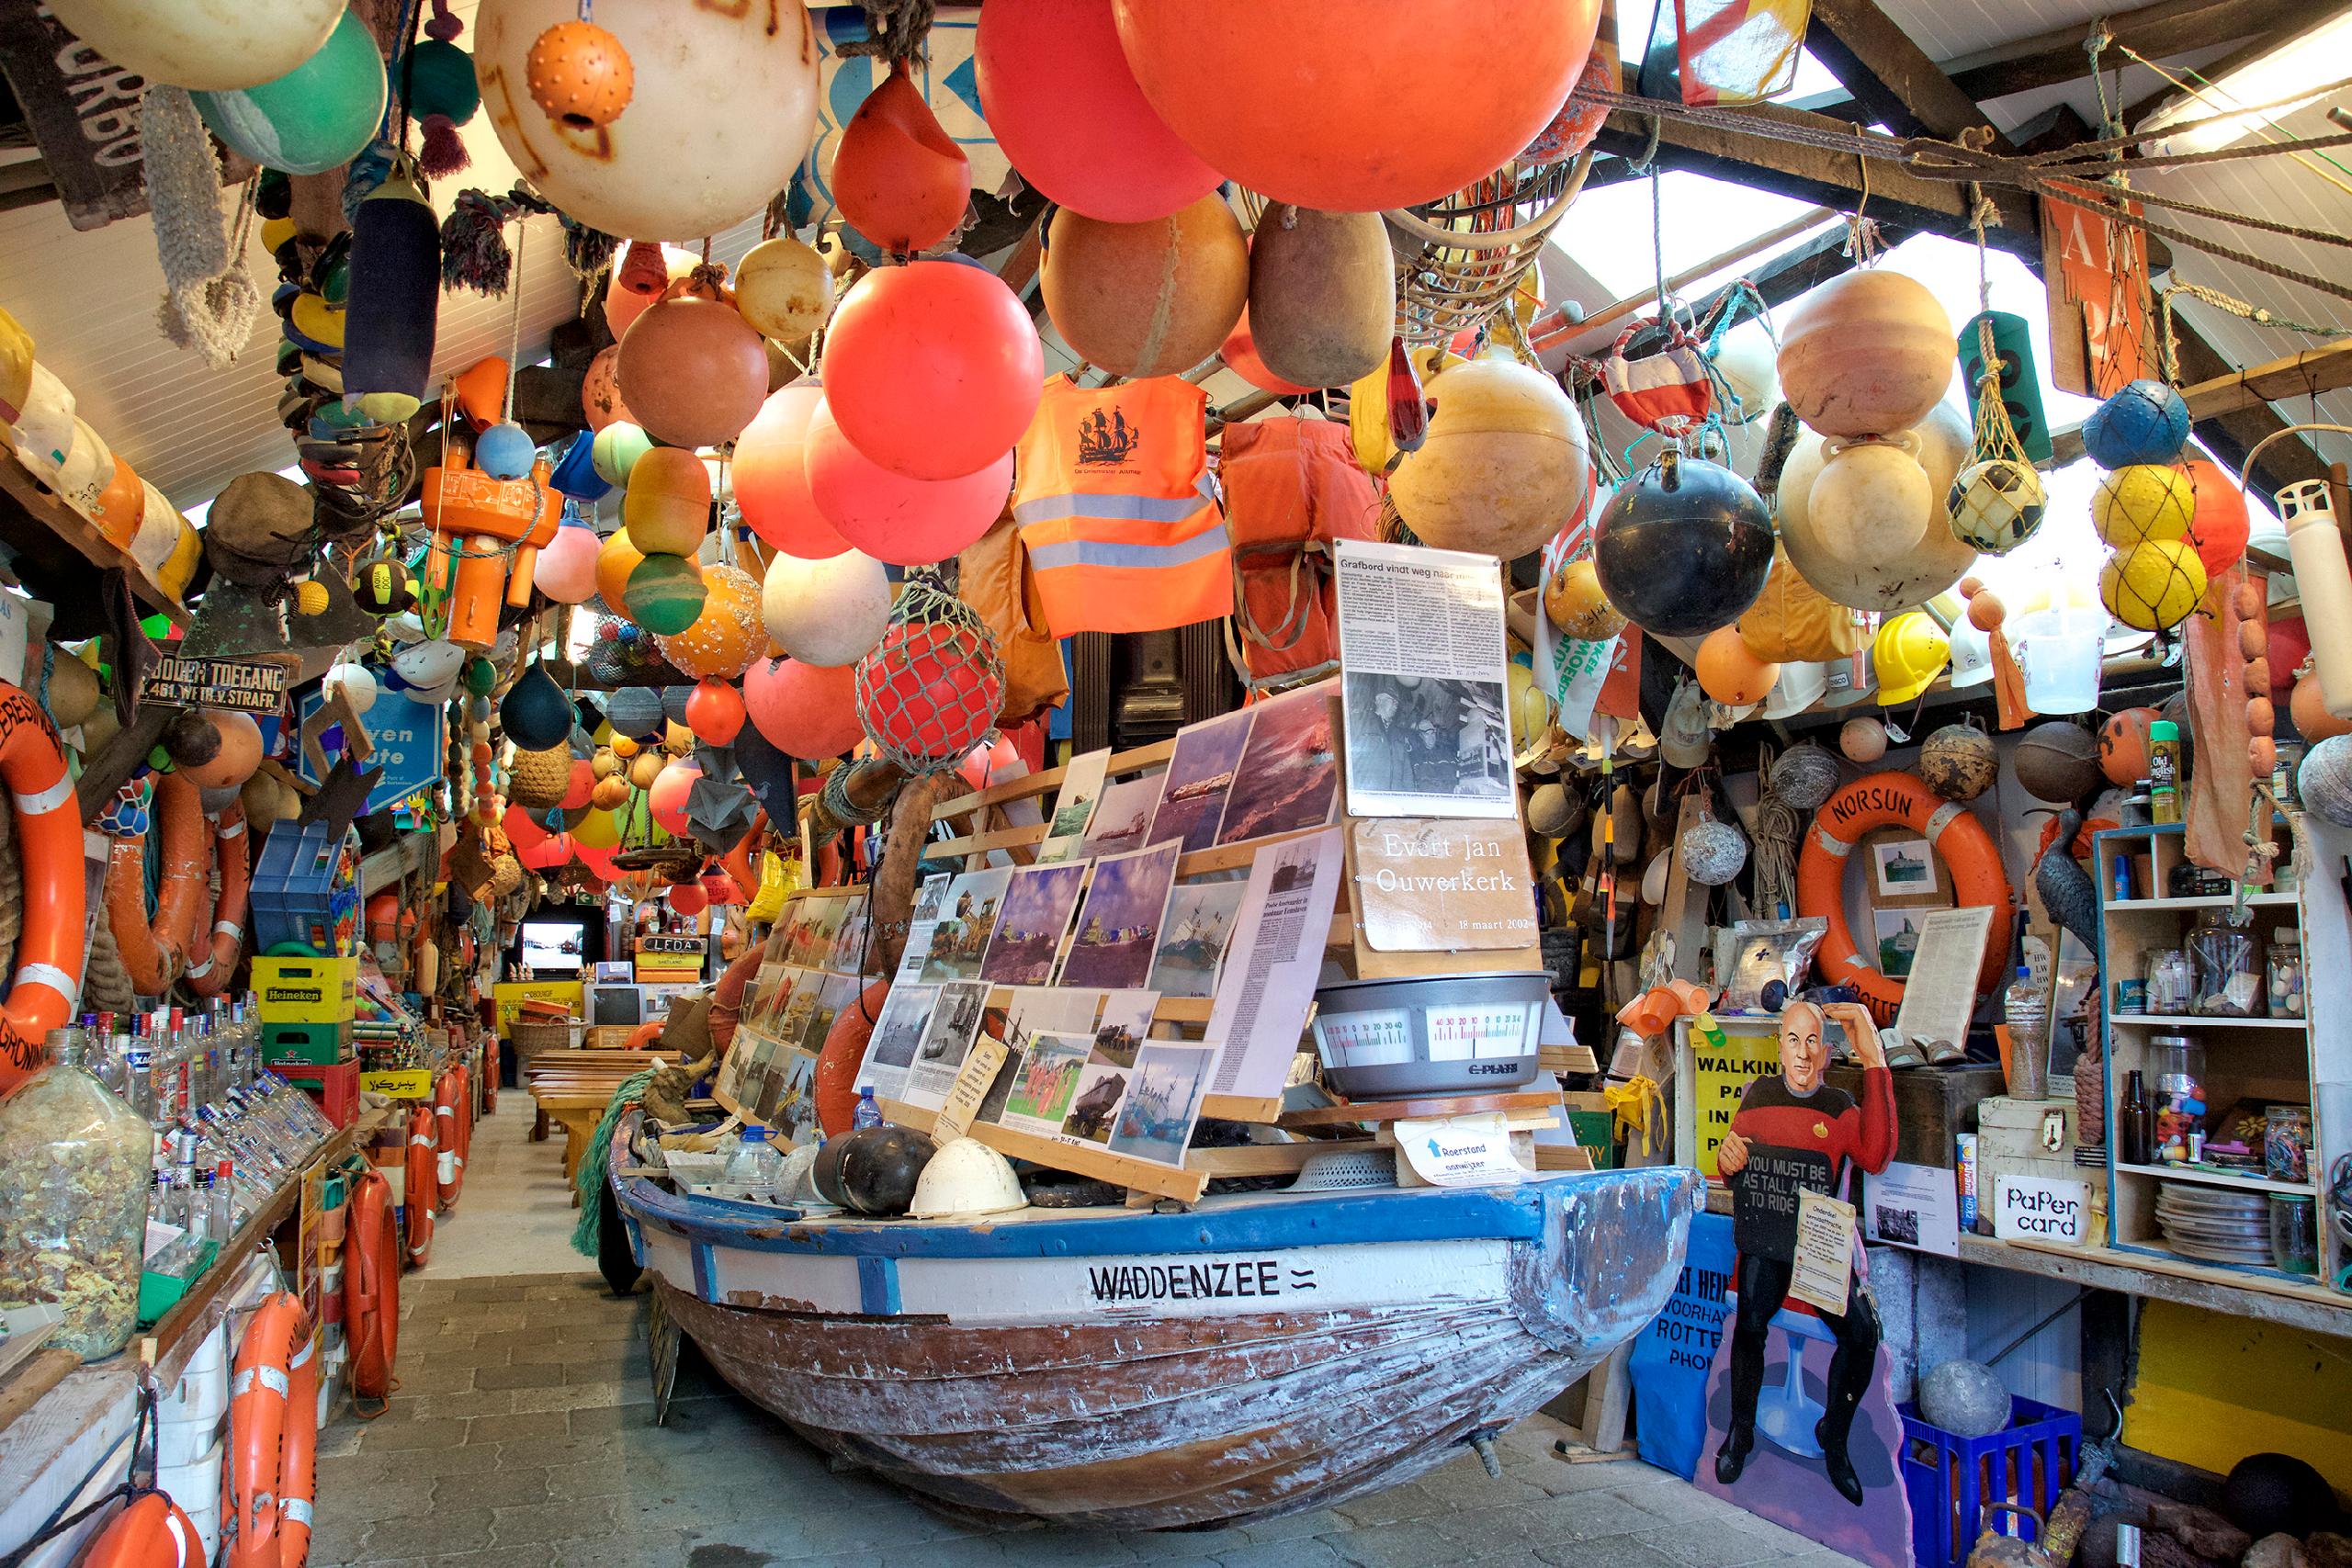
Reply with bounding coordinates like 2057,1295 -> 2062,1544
1040,195 -> 1247,379
744,656 -> 863,760
820,261 -> 1043,481
733,386 -> 851,560
2100,706 -> 2163,784
2182,457 -> 2251,579
616,293 -> 769,448
977,0 -> 1222,223
815,977 -> 891,1136
1696,626 -> 1780,706
832,61 -> 971,254
1777,270 -> 1955,439
1110,1 -> 1600,212
75,1493 -> 205,1568
1246,204 -> 1394,389
654,561 -> 765,679
1389,357 -> 1591,559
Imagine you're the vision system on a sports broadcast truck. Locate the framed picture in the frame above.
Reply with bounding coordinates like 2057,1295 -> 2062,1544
1869,836 -> 1939,898
1872,908 -> 1926,979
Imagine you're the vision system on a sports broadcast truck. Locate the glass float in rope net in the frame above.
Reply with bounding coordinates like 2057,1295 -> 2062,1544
854,573 -> 1005,774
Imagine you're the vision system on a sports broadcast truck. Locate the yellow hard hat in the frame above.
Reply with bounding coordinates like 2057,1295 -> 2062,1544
1873,611 -> 1950,706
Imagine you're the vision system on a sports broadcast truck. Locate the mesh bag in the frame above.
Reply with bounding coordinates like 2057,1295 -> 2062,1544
854,572 -> 1004,775
1948,319 -> 2049,556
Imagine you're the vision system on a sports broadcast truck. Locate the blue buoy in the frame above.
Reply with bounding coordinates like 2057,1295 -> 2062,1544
477,421 -> 537,479
2081,378 -> 2189,468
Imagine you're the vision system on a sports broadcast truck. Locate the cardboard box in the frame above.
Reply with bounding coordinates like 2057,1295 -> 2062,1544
254,956 -> 358,1023
261,1020 -> 356,1065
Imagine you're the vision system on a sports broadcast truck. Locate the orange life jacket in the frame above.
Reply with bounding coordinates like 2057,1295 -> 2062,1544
1011,376 -> 1232,637
1218,415 -> 1380,690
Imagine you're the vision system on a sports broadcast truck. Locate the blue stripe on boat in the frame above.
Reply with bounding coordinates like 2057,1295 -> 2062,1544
691,1242 -> 718,1299
857,1255 -> 902,1314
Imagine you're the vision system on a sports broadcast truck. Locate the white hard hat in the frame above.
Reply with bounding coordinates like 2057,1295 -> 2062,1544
909,1136 -> 1027,1220
1947,613 -> 1995,689
8,363 -> 74,477
52,419 -> 112,516
1819,647 -> 1877,709
1762,660 -> 1827,720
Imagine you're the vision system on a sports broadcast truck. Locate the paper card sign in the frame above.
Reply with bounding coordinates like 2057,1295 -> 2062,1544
141,654 -> 289,715
1992,1174 -> 2087,1243
1787,1190 -> 1858,1314
933,1035 -> 1008,1140
296,686 -> 444,815
638,936 -> 702,953
362,1068 -> 434,1099
1396,1111 -> 1525,1187
1351,818 -> 1538,952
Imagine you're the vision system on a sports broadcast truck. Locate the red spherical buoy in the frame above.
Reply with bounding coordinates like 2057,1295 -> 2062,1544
731,386 -> 852,559
744,655 -> 864,760
559,758 -> 595,810
666,879 -> 708,917
648,759 -> 699,835
805,396 -> 1012,567
503,805 -> 550,852
2182,458 -> 2251,581
976,0 -> 1222,223
856,616 -> 1002,769
684,675 -> 746,745
616,293 -> 770,448
820,260 -> 1043,481
1110,0 -> 1601,212
832,61 -> 971,254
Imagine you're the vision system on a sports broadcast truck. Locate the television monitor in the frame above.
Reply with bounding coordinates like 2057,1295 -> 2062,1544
520,916 -> 588,972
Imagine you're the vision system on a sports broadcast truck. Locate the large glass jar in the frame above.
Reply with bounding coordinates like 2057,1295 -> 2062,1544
0,1030 -> 153,1358
2188,909 -> 2264,1017
2151,1032 -> 2206,1159
2266,931 -> 2304,1019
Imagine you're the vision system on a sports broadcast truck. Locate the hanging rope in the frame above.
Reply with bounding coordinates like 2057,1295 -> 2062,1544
2158,281 -> 2350,384
838,0 -> 935,65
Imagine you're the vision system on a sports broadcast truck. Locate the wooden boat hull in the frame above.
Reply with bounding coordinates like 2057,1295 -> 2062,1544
617,1159 -> 1699,1530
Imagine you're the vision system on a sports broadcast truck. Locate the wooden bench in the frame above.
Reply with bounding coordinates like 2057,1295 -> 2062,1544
526,1054 -> 672,1199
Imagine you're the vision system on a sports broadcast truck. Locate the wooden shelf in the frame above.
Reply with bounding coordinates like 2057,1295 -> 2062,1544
2109,1014 -> 2308,1030
2105,893 -> 2298,911
2114,1161 -> 2316,1196
0,454 -> 187,626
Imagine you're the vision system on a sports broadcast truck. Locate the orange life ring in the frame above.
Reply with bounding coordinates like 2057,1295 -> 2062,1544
623,1019 -> 662,1051
103,768 -> 208,998
434,1069 -> 470,1210
0,684 -> 83,1091
1794,771 -> 2015,1027
345,1170 -> 400,1411
226,1292 -> 315,1568
74,1493 -> 205,1568
183,803 -> 252,997
403,1104 -> 436,1267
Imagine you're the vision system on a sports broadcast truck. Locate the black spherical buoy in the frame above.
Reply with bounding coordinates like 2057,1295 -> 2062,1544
815,1126 -> 938,1217
2222,1452 -> 2343,1540
500,663 -> 575,752
1592,449 -> 1775,637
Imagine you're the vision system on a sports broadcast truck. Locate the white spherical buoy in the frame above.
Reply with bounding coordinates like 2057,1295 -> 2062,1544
761,548 -> 892,668
325,660 -> 379,714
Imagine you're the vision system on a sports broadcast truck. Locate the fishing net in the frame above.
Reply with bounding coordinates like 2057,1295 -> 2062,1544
854,571 -> 1003,776
1948,318 -> 2049,556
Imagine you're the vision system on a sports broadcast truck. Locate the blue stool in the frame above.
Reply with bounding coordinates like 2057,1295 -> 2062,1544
1758,1307 -> 1837,1458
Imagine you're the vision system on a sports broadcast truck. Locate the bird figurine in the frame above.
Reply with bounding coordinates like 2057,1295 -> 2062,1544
2034,807 -> 2101,955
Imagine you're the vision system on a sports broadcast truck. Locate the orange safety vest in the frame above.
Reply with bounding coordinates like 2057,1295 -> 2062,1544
1011,376 -> 1233,637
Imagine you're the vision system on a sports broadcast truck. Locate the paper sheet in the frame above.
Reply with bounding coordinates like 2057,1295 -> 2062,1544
1787,1190 -> 1858,1314
1889,904 -> 1995,1053
1396,1112 -> 1526,1187
1205,826 -> 1346,1100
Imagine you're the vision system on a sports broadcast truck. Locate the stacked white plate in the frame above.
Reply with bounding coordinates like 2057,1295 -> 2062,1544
2155,1183 -> 2273,1267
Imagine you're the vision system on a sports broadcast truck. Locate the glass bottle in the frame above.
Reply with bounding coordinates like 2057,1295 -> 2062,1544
2120,1069 -> 2153,1165
2188,909 -> 2264,1017
0,1029 -> 153,1357
2266,931 -> 2304,1019
2151,1034 -> 2207,1157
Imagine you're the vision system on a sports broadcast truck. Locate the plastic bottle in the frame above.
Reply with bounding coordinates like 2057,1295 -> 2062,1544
853,1088 -> 884,1129
2002,965 -> 2049,1099
723,1125 -> 786,1191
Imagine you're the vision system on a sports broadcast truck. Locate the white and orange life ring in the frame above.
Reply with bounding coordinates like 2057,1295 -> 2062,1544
183,802 -> 252,997
226,1292 -> 317,1568
344,1170 -> 400,1411
433,1069 -> 470,1210
74,1492 -> 205,1568
0,682 -> 81,1091
1794,771 -> 2015,1027
102,768 -> 208,998
404,1104 -> 436,1267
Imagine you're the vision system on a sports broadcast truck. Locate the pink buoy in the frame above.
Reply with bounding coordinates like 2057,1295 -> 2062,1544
744,655 -> 865,760
648,759 -> 699,834
732,386 -> 852,559
805,397 -> 1012,567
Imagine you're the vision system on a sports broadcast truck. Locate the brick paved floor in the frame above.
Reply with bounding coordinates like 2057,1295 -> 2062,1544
311,1271 -> 1867,1568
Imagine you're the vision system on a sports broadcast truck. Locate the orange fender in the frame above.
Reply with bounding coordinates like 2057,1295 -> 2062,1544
623,1019 -> 662,1051
1794,772 -> 2014,1027
707,944 -> 765,1057
815,977 -> 890,1137
403,1105 -> 436,1267
345,1171 -> 400,1410
226,1292 -> 309,1568
73,1493 -> 205,1568
183,803 -> 252,997
0,684 -> 84,1091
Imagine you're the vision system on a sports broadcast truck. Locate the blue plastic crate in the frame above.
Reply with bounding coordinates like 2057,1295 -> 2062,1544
250,819 -> 360,956
1899,1394 -> 2081,1568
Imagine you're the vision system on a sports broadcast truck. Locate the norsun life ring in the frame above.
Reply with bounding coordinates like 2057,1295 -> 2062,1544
0,682 -> 82,1089
1794,771 -> 2014,1027
226,1291 -> 317,1568
344,1169 -> 400,1410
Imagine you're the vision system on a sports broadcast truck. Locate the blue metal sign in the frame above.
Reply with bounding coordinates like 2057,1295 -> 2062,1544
293,689 -> 446,815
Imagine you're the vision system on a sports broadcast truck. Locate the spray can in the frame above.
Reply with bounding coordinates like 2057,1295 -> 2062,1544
1957,1133 -> 1980,1233
2147,720 -> 2182,825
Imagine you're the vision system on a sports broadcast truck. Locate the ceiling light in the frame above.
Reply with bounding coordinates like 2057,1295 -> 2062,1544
2137,6 -> 2352,156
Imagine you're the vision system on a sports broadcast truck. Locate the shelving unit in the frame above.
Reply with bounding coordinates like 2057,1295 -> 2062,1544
2094,822 -> 2337,1292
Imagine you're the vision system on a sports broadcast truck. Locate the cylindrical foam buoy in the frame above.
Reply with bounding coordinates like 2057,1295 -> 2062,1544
340,176 -> 443,424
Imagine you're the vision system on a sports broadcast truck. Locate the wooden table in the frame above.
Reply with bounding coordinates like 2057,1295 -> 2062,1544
526,1054 -> 670,1200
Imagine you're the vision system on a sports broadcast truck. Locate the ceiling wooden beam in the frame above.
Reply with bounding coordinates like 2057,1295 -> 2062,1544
2049,340 -> 2352,462
1805,0 -> 2003,140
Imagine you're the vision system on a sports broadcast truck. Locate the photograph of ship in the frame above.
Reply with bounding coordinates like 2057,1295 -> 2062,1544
1108,1043 -> 1216,1166
1061,1064 -> 1131,1144
1217,686 -> 1340,845
1057,840 -> 1182,990
918,868 -> 1013,983
1001,1032 -> 1092,1130
1147,707 -> 1254,853
1079,773 -> 1167,858
1149,882 -> 1248,998
978,861 -> 1091,986
916,981 -> 988,1065
864,983 -> 937,1073
1047,748 -> 1111,838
